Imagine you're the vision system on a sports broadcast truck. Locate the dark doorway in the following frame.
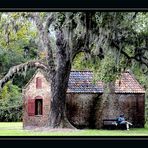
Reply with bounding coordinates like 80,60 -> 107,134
35,99 -> 43,115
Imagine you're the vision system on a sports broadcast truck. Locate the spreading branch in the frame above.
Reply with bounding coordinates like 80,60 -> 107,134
0,60 -> 47,90
112,40 -> 148,67
71,34 -> 87,60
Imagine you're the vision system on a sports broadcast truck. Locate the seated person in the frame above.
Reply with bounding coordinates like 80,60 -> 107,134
116,114 -> 133,130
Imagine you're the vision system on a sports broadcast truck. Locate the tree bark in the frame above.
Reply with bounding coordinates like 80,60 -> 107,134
48,60 -> 75,128
47,27 -> 77,128
95,81 -> 115,128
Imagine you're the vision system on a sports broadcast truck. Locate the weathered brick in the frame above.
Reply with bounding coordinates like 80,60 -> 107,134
23,70 -> 51,128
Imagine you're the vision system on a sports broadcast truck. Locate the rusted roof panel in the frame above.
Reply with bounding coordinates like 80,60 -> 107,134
67,71 -> 145,94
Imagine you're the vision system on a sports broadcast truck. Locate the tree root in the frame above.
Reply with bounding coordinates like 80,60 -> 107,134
59,117 -> 76,129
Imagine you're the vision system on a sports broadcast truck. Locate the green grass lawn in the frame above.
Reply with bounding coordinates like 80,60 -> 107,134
0,122 -> 148,136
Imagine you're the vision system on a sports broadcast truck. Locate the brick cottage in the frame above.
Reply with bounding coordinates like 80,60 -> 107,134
22,69 -> 145,129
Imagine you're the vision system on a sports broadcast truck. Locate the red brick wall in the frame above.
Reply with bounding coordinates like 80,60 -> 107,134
23,71 -> 51,129
95,93 -> 145,128
66,93 -> 100,129
66,93 -> 145,129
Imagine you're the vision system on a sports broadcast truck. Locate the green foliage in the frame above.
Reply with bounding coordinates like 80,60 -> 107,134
0,81 -> 22,121
73,52 -> 122,83
1,82 -> 9,99
72,52 -> 93,70
0,13 -> 39,122
0,47 -> 36,87
13,68 -> 36,88
93,53 -> 117,83
0,13 -> 37,52
0,48 -> 25,73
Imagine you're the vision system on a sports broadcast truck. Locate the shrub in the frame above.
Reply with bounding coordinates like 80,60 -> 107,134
0,81 -> 22,121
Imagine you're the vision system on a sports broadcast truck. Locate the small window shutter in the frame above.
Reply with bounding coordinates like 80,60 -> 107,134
36,77 -> 42,88
28,99 -> 35,116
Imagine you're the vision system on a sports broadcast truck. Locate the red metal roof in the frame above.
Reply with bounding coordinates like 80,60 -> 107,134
67,71 -> 145,93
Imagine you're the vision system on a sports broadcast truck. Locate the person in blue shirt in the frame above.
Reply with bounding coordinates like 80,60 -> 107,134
116,114 -> 133,130
117,114 -> 126,124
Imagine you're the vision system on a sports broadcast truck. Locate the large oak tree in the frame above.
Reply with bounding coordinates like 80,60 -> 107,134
0,12 -> 148,128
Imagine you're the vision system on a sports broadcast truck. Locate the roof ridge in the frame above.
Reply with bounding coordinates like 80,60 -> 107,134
23,68 -> 45,89
124,69 -> 145,91
115,71 -> 145,93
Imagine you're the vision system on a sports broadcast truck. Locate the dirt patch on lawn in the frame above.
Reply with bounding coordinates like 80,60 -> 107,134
24,126 -> 80,132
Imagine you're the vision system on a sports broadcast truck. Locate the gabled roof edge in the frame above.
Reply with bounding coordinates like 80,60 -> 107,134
126,70 -> 145,92
23,69 -> 46,90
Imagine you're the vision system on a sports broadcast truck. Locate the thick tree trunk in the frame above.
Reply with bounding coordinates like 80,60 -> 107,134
95,81 -> 115,128
48,60 -> 75,128
32,13 -> 85,129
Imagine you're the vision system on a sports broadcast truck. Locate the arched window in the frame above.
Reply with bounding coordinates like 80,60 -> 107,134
36,77 -> 42,88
